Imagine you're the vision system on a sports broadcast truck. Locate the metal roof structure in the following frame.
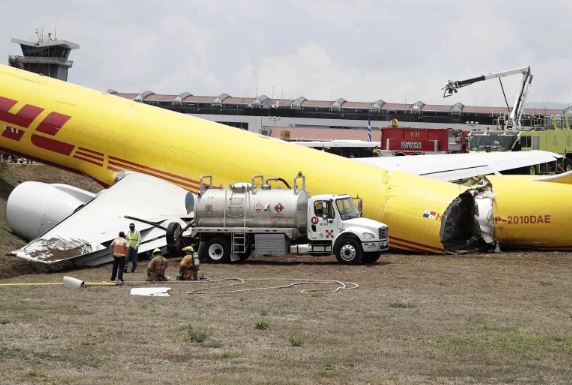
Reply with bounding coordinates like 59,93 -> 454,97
113,90 -> 570,132
119,91 -> 567,115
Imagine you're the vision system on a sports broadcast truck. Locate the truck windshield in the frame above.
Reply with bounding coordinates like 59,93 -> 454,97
468,133 -> 518,152
335,198 -> 360,220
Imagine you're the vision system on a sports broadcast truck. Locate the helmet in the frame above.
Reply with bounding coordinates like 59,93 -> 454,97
182,245 -> 194,253
152,248 -> 161,254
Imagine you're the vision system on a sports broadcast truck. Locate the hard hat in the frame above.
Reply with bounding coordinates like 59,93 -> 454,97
182,245 -> 194,252
152,248 -> 161,254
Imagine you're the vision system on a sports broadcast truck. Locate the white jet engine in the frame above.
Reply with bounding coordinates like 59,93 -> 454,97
6,182 -> 96,240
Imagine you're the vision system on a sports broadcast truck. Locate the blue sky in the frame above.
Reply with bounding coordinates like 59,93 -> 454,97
2,0 -> 571,107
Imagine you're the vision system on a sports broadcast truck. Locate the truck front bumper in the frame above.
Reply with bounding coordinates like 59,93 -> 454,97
362,239 -> 389,252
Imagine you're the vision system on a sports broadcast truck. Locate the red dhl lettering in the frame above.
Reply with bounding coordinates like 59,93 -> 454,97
0,95 -> 76,156
2,126 -> 25,141
35,112 -> 71,135
0,96 -> 43,128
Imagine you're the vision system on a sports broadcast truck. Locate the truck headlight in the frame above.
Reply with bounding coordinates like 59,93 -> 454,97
363,232 -> 376,239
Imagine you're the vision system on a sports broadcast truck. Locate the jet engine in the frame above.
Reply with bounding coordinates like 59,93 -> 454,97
6,182 -> 96,240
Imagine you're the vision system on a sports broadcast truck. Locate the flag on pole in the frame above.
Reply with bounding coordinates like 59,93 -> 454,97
367,117 -> 372,142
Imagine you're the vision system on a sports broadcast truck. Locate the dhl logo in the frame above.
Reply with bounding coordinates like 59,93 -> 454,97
0,96 -> 105,167
0,95 -> 202,192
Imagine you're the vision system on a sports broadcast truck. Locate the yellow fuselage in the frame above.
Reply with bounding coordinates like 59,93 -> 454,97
1,65 -> 571,252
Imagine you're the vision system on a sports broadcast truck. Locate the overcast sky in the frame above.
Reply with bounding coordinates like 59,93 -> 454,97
2,0 -> 571,107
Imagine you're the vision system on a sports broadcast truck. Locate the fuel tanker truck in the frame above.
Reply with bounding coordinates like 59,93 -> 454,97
181,172 -> 389,264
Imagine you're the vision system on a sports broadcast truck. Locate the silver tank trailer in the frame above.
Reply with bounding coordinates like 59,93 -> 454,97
195,174 -> 309,234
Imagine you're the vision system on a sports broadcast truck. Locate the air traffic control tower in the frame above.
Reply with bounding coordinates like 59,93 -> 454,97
9,32 -> 79,81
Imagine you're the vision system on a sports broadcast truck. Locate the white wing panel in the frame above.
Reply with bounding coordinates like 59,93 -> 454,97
10,172 -> 191,265
355,150 -> 562,181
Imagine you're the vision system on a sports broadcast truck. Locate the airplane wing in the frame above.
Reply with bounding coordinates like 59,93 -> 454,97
354,150 -> 562,181
9,172 -> 192,266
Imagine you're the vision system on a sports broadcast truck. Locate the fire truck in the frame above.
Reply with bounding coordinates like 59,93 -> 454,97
378,127 -> 470,156
179,172 -> 389,264
444,66 -> 572,173
467,118 -> 572,173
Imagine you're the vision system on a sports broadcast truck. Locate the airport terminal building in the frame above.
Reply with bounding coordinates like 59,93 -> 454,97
110,90 -> 569,141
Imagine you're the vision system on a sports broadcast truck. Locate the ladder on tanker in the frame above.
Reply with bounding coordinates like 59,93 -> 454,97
232,233 -> 247,254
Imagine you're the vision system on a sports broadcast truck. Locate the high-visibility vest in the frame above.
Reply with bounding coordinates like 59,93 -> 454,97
112,238 -> 128,257
127,230 -> 140,248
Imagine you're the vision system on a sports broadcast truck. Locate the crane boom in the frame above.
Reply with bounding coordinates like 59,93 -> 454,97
442,66 -> 533,130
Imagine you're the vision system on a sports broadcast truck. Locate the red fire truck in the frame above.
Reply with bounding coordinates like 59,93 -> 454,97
378,127 -> 469,156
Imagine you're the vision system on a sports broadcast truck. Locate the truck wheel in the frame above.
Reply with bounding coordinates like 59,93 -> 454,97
166,222 -> 183,256
565,159 -> 572,172
335,238 -> 363,265
362,252 -> 382,264
201,237 -> 230,263
239,245 -> 252,261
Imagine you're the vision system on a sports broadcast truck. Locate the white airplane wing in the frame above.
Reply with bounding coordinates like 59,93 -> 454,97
355,150 -> 562,181
9,172 -> 192,266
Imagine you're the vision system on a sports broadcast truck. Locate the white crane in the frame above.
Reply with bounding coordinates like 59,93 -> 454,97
443,66 -> 533,130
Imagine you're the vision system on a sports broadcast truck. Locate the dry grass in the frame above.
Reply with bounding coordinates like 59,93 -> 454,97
0,164 -> 571,383
0,252 -> 571,385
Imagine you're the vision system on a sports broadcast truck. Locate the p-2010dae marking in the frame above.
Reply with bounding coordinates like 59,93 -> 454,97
496,215 -> 552,225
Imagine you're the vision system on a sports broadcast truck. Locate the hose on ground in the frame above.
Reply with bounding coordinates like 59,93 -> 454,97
185,278 -> 359,295
0,277 -> 359,294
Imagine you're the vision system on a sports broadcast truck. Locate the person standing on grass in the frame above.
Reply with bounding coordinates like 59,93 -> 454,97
124,222 -> 140,273
110,231 -> 128,283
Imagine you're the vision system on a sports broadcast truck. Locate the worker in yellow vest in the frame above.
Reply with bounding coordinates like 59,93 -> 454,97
125,222 -> 141,273
110,231 -> 128,283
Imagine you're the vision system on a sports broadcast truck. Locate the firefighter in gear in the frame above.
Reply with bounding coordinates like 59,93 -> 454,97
177,246 -> 200,281
110,231 -> 128,283
390,118 -> 399,128
146,248 -> 168,281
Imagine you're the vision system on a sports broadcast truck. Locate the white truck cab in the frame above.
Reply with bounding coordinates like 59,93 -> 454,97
306,194 -> 389,263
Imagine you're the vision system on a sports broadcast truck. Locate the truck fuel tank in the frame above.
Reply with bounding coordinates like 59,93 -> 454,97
195,176 -> 310,233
